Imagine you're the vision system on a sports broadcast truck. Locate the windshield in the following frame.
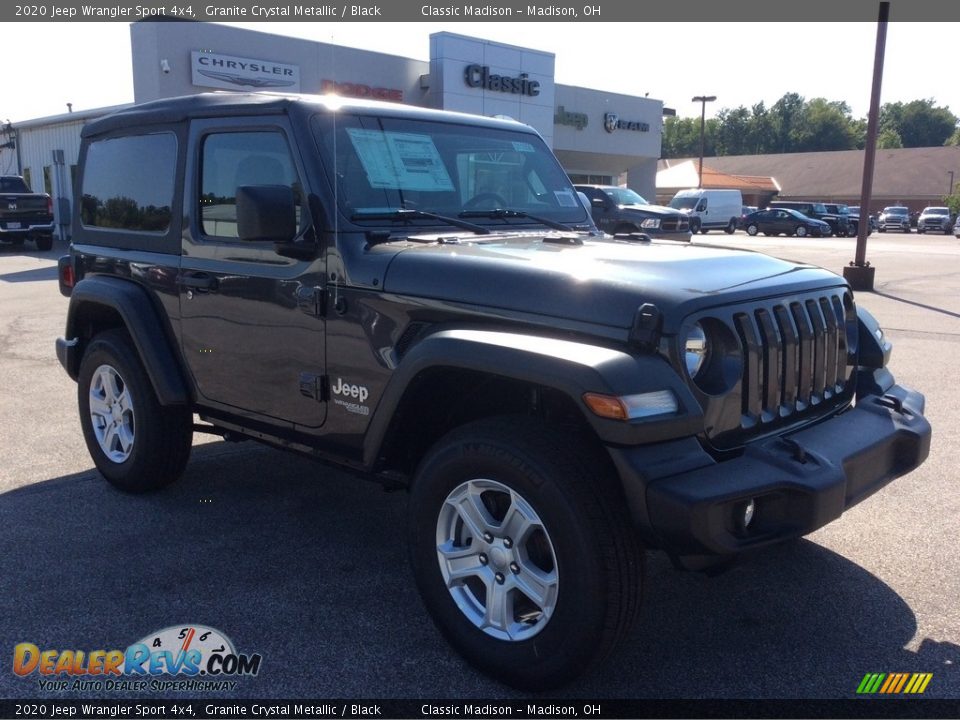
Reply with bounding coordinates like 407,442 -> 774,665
669,196 -> 698,210
603,187 -> 648,206
312,113 -> 587,227
923,207 -> 949,216
883,207 -> 908,216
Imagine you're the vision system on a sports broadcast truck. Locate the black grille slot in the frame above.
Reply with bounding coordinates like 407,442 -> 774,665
735,293 -> 850,429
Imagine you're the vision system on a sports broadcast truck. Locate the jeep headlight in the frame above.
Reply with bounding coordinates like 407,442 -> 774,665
684,322 -> 709,377
856,306 -> 892,368
640,218 -> 661,229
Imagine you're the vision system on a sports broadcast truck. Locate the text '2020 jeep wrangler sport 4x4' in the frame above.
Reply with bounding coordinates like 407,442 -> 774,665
57,94 -> 930,690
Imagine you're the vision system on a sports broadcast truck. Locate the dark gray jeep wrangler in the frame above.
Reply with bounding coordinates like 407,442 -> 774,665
56,93 -> 930,690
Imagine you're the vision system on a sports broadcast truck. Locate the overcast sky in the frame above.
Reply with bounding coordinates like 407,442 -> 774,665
5,21 -> 958,124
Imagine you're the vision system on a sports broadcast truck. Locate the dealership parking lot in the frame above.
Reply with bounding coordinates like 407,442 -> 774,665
0,232 -> 957,700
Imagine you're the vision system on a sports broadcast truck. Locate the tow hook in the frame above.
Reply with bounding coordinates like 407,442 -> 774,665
876,394 -> 908,416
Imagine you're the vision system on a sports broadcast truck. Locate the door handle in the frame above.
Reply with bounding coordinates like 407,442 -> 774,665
178,272 -> 218,291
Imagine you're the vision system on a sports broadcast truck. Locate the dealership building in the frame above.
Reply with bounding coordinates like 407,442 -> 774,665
5,22 -> 667,242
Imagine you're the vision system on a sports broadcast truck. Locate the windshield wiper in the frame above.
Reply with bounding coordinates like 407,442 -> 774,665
351,209 -> 491,235
458,208 -> 575,233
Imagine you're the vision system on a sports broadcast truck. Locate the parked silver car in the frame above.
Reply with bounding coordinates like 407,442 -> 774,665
878,206 -> 911,233
917,206 -> 953,234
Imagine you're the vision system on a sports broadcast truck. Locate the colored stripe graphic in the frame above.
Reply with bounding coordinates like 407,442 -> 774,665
857,672 -> 932,694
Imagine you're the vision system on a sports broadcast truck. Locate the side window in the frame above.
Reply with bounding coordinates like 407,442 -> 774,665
696,199 -> 707,212
80,133 -> 177,232
199,131 -> 302,239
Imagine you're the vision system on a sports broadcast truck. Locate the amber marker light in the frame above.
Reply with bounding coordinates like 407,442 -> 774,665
583,390 -> 678,421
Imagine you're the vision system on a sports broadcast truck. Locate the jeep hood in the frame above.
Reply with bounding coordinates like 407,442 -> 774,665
381,236 -> 845,333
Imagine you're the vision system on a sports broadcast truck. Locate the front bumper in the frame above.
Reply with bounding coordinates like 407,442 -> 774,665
648,229 -> 693,241
879,219 -> 910,231
610,381 -> 930,556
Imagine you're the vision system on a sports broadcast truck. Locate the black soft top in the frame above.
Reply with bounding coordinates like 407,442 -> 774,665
82,92 -> 538,138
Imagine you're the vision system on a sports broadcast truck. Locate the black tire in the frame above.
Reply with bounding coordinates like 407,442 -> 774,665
689,218 -> 701,234
409,416 -> 643,690
34,234 -> 53,251
795,225 -> 808,238
700,227 -> 709,234
78,329 -> 192,492
917,228 -> 925,234
724,219 -> 736,234
746,224 -> 759,236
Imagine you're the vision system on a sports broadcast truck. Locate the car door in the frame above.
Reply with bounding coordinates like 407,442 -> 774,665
754,210 -> 775,233
178,117 -> 327,429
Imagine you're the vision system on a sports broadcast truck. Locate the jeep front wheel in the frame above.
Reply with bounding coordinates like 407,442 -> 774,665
408,417 -> 642,690
78,329 -> 192,492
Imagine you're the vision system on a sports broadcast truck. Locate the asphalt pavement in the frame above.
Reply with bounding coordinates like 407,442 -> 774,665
0,233 -> 957,702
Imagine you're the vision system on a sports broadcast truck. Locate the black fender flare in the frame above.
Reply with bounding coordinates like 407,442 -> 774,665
62,276 -> 190,405
363,328 -> 703,467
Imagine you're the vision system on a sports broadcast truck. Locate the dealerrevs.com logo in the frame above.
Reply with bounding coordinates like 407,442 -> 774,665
13,625 -> 262,692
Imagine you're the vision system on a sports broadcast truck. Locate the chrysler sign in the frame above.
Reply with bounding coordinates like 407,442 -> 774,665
191,51 -> 301,92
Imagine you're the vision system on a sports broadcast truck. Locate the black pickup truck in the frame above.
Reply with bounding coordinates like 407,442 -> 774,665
56,93 -> 930,690
0,175 -> 54,250
574,183 -> 691,240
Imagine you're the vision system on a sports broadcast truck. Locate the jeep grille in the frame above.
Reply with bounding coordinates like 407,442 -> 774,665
696,290 -> 856,450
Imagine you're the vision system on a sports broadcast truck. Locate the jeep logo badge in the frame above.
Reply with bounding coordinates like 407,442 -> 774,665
603,113 -> 619,134
331,377 -> 369,404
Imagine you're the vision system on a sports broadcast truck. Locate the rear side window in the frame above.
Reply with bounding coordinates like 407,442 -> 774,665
80,133 -> 177,232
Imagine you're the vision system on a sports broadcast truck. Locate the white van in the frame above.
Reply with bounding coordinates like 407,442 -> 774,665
669,188 -> 743,234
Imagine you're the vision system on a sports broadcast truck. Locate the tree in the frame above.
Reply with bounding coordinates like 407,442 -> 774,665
770,92 -> 806,153
662,116 -> 717,159
715,106 -> 752,156
880,99 -> 957,148
877,127 -> 903,149
944,126 -> 960,146
790,98 -> 858,152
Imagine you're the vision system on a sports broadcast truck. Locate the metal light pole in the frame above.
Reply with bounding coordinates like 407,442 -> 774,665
844,2 -> 889,291
692,95 -> 716,189
948,170 -> 955,196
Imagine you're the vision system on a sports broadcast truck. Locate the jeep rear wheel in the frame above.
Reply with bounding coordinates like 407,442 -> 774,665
78,329 -> 192,492
409,417 -> 642,690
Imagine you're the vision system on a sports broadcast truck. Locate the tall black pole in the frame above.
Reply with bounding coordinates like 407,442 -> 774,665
845,2 -> 889,291
692,95 -> 716,189
698,101 -> 706,189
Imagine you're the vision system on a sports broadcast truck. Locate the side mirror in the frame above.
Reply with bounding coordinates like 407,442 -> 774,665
237,185 -> 297,243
